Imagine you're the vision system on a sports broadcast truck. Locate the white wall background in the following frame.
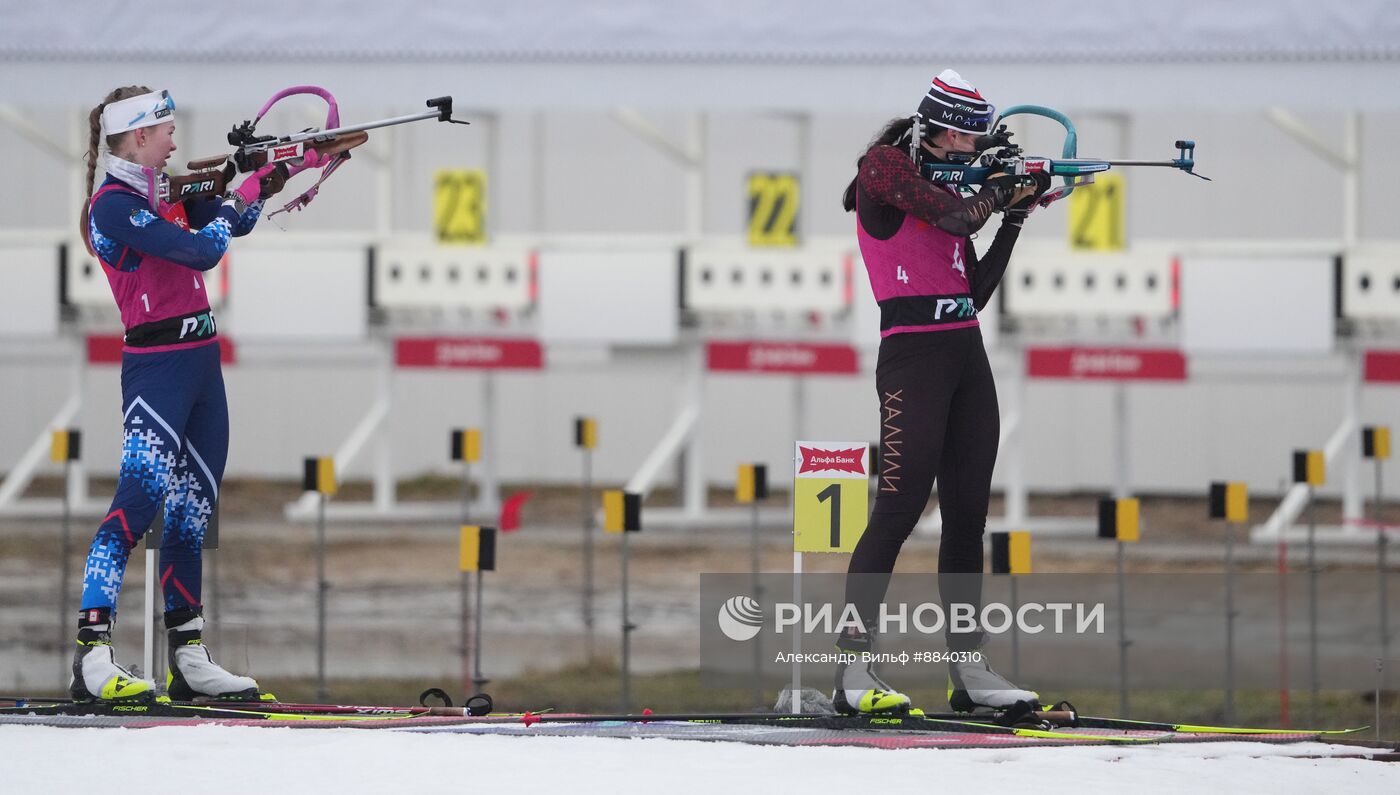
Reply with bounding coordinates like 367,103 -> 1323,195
3,1 -> 1399,500
3,337 -> 1397,500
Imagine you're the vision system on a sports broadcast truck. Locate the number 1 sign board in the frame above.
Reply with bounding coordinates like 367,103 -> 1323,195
793,442 -> 869,553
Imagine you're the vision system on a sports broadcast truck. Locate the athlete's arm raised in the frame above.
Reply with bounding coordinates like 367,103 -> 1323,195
858,145 -> 1020,237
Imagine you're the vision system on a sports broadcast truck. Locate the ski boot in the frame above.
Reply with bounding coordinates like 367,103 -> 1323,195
70,608 -> 156,702
164,609 -> 272,702
832,629 -> 911,715
947,636 -> 1039,713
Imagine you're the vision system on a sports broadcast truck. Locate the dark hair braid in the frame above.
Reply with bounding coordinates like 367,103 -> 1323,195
842,116 -> 917,212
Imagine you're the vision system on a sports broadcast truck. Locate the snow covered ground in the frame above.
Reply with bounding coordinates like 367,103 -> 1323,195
3,725 -> 1398,794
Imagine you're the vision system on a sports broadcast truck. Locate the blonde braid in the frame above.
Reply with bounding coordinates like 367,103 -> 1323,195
79,85 -> 152,255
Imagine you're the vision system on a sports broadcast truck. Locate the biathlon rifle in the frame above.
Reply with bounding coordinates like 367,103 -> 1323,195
914,104 -> 1209,209
169,86 -> 468,218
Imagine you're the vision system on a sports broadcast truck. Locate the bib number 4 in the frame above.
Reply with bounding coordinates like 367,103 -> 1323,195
896,265 -> 909,284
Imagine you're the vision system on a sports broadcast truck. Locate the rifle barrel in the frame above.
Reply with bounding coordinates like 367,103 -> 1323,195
259,109 -> 445,150
1102,159 -> 1184,168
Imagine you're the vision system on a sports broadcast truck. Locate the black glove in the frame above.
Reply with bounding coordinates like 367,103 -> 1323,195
1009,172 -> 1053,210
981,173 -> 1022,210
1004,172 -> 1054,225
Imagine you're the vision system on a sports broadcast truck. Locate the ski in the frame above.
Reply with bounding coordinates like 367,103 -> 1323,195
512,708 -> 1356,739
0,690 -> 493,720
918,703 -> 1367,736
0,700 -> 1112,739
0,699 -> 464,722
0,696 -> 1358,738
1064,714 -> 1366,736
503,711 -> 1158,743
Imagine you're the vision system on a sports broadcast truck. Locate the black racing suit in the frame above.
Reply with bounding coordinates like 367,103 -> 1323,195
840,144 -> 1024,652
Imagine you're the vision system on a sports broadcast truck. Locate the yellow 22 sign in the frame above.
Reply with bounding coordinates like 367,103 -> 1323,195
747,171 -> 800,248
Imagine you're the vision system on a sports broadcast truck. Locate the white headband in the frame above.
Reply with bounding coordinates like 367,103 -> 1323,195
100,89 -> 175,136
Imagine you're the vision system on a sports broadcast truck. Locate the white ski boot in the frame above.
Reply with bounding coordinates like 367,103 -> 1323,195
164,610 -> 267,701
947,646 -> 1039,713
70,608 -> 156,702
832,629 -> 911,715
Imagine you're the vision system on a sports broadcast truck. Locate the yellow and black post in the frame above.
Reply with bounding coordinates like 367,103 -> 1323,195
604,489 -> 641,711
575,417 -> 598,658
50,428 -> 81,686
990,530 -> 1031,680
303,455 -> 336,701
1209,481 -> 1249,723
1363,426 -> 1391,695
1292,448 -> 1324,723
459,525 -> 497,694
737,463 -> 769,580
1099,496 -> 1140,717
451,428 -> 482,521
737,462 -> 769,705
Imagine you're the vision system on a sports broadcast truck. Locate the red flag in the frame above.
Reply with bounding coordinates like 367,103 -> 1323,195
499,491 -> 533,532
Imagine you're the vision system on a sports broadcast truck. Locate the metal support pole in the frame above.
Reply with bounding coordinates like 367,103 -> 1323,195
1307,488 -> 1319,726
1006,352 -> 1028,529
682,344 -> 706,517
1343,350 -> 1363,524
460,461 -> 472,696
472,569 -> 487,693
316,492 -> 328,702
1278,534 -> 1292,728
1277,474 -> 1292,727
1009,575 -> 1020,682
750,498 -> 763,707
1378,659 -> 1385,742
532,110 -> 548,234
582,449 -> 595,659
373,336 -> 394,513
461,461 -> 473,523
791,550 -> 803,714
686,112 -> 706,242
1116,539 -> 1129,718
620,528 -> 634,712
1225,520 -> 1237,724
793,378 -> 806,455
460,570 -> 471,698
1113,384 -> 1131,500
1378,459 -> 1390,694
484,112 -> 499,243
481,374 -> 500,516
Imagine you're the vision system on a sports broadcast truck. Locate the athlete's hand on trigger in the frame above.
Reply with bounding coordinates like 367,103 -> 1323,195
229,164 -> 278,207
258,164 -> 289,200
982,172 -> 1026,209
1007,172 -> 1053,212
260,150 -> 330,200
